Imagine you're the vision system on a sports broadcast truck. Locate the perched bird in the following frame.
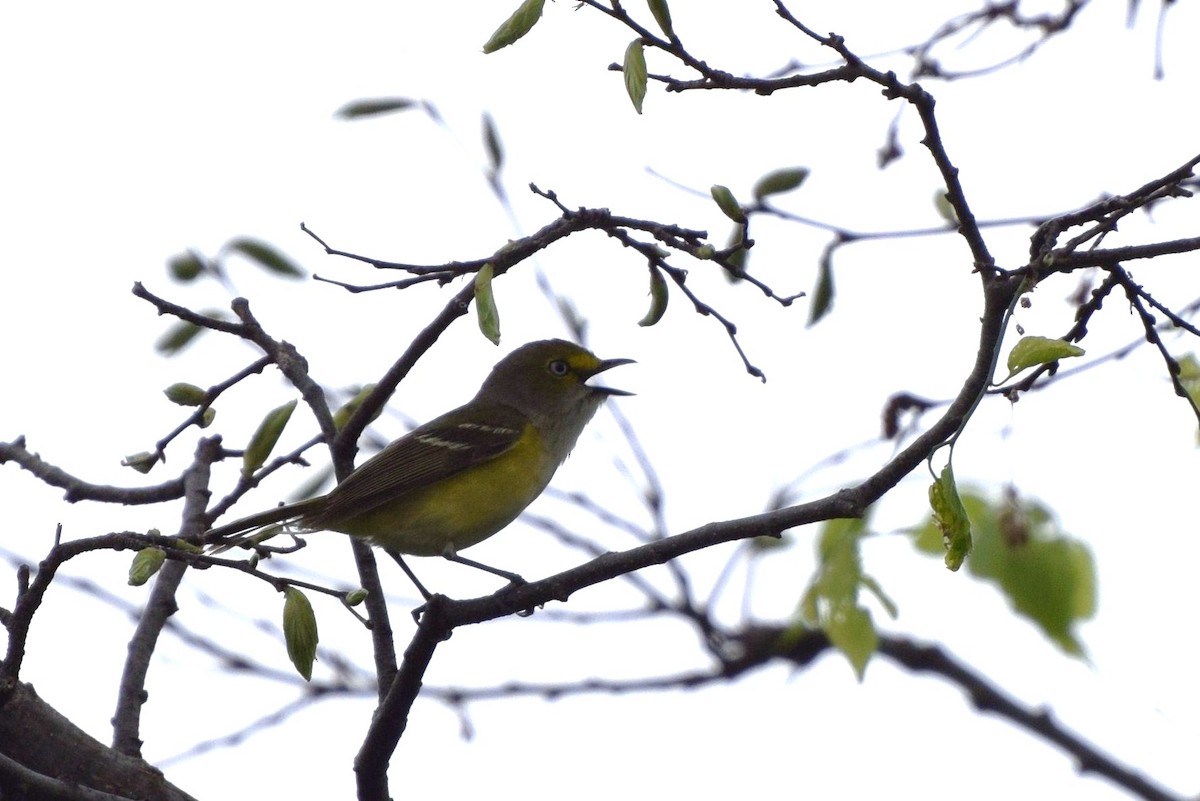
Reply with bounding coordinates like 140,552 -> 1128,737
205,339 -> 633,594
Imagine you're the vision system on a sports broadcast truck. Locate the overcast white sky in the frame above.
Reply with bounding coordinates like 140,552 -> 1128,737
3,2 -> 1200,799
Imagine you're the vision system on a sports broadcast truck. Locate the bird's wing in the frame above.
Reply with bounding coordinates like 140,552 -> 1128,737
312,403 -> 528,522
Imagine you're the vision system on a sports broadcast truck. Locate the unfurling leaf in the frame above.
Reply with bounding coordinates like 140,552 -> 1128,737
482,0 -> 545,53
638,267 -> 669,327
752,167 -> 810,201
163,382 -> 206,407
155,320 -> 203,355
723,225 -> 748,279
808,247 -> 834,326
647,0 -> 674,38
748,532 -> 791,553
122,451 -> 158,474
710,184 -> 745,223
154,309 -> 229,356
334,98 -> 418,119
242,400 -> 298,477
167,250 -> 206,282
934,190 -> 958,225
283,587 -> 319,681
226,237 -> 304,278
624,40 -> 648,114
128,547 -> 166,586
928,464 -> 972,570
482,113 -> 505,175
475,263 -> 501,345
333,383 -> 380,431
1006,335 -> 1085,376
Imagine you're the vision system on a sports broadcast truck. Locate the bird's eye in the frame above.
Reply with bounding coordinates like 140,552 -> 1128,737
547,358 -> 570,377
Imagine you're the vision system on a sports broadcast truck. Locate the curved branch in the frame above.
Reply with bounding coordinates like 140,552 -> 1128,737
0,437 -> 185,505
880,637 -> 1182,801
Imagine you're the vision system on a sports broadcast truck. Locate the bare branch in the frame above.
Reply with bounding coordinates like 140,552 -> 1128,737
112,437 -> 221,756
0,436 -> 185,505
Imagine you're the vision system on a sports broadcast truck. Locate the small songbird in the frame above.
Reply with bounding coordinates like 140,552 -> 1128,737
204,339 -> 633,592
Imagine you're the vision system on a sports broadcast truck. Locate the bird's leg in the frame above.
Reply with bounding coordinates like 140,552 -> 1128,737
384,549 -> 433,601
444,550 -> 536,618
441,545 -> 526,587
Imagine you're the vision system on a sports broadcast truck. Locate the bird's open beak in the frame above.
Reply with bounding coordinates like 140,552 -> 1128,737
587,357 -> 635,396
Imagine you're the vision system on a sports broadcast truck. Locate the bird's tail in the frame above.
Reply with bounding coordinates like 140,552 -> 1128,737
204,498 -> 323,552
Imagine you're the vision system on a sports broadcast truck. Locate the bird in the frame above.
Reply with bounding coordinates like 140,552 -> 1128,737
204,338 -> 633,596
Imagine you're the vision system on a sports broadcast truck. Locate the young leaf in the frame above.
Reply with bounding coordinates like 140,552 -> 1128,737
475,263 -> 501,345
283,587 -> 318,681
814,517 -> 866,603
723,225 -> 748,279
748,532 -> 791,553
122,451 -> 158,474
226,237 -> 304,278
154,309 -> 229,356
647,0 -> 674,38
934,190 -> 958,226
128,547 -> 166,586
928,464 -> 972,571
710,184 -> 745,223
752,167 -> 810,202
482,113 -> 505,176
332,383 -> 380,431
797,516 -> 882,678
624,39 -> 648,114
638,267 -> 669,327
912,490 -> 1096,656
167,250 -> 206,282
826,604 -> 877,680
1006,335 -> 1085,376
807,247 -> 834,326
163,382 -> 206,407
482,0 -> 545,54
1001,537 -> 1095,656
242,399 -> 298,477
155,320 -> 203,356
334,97 -> 418,119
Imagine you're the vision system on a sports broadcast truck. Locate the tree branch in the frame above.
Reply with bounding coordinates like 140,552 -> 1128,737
111,437 -> 221,757
0,437 -> 185,505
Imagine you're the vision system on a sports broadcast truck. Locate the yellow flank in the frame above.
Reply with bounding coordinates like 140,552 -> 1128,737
329,423 -> 549,555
